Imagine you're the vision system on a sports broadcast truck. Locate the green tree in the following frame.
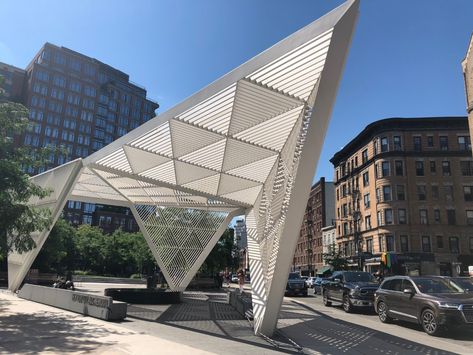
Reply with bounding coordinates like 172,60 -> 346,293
0,89 -> 56,258
74,224 -> 106,274
32,218 -> 78,273
201,228 -> 237,275
323,243 -> 348,271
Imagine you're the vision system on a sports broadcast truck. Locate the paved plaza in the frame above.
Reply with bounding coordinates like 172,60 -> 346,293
2,284 -> 473,354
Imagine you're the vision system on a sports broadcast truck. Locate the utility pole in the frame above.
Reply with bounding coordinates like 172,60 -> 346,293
306,205 -> 313,276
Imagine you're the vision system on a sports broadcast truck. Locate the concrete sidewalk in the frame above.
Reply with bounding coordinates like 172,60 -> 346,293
0,291 -> 213,355
0,290 -> 285,355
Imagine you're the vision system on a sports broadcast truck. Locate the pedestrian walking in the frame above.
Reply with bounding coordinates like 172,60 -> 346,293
237,269 -> 245,293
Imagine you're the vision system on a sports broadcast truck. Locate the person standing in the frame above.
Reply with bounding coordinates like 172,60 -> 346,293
237,269 -> 245,293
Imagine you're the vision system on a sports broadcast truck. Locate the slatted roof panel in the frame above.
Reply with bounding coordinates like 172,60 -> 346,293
75,4 -> 347,209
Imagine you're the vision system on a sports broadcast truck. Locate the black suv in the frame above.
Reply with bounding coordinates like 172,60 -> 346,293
322,271 -> 379,312
285,272 -> 308,296
375,275 -> 473,335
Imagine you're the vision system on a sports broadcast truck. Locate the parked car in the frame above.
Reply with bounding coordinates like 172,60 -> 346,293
285,272 -> 308,297
322,271 -> 379,312
313,277 -> 328,295
446,277 -> 473,292
306,277 -> 318,288
375,275 -> 471,336
231,274 -> 239,283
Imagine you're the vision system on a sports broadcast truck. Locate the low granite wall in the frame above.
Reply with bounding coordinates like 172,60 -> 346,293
18,284 -> 126,321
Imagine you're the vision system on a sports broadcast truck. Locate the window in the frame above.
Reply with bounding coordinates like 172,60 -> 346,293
366,238 -> 373,253
460,161 -> 473,176
458,136 -> 471,151
416,185 -> 426,200
378,236 -> 385,252
442,161 -> 451,176
362,172 -> 369,187
437,236 -> 444,249
415,161 -> 424,176
341,184 -> 347,197
382,161 -> 390,177
35,70 -> 49,82
413,136 -> 422,151
439,136 -> 448,150
343,222 -> 349,236
53,74 -> 66,87
464,186 -> 473,201
422,236 -> 431,252
445,185 -> 454,201
386,235 -> 394,252
365,215 -> 371,230
434,209 -> 441,223
384,209 -> 393,225
470,237 -> 473,253
467,210 -> 473,225
398,209 -> 407,224
449,237 -> 459,253
377,211 -> 383,226
396,185 -> 405,200
362,149 -> 368,164
383,186 -> 391,201
54,52 -> 66,65
381,137 -> 389,152
431,185 -> 439,199
430,161 -> 436,174
363,193 -> 370,208
400,235 -> 409,252
84,85 -> 96,97
447,209 -> 456,225
393,136 -> 402,151
427,136 -> 434,147
342,204 -> 348,217
376,188 -> 381,203
394,160 -> 403,176
420,209 -> 428,224
82,215 -> 92,225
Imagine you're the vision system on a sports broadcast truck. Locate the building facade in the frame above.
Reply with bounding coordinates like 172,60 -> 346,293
463,34 -> 473,154
0,62 -> 26,102
293,177 -> 335,276
0,43 -> 159,232
330,117 -> 473,276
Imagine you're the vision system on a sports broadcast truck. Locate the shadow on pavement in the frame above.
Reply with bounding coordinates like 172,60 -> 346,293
153,291 -> 296,354
0,309 -> 134,354
280,301 -> 457,355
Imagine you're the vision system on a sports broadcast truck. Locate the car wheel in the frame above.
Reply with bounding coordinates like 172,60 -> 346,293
342,294 -> 353,313
323,291 -> 332,306
377,301 -> 392,323
421,309 -> 442,336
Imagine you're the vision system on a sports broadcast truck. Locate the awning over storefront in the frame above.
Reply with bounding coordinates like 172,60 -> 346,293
316,265 -> 333,275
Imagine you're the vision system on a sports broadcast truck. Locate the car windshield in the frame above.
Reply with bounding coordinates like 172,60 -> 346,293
450,278 -> 473,291
288,273 -> 301,280
343,272 -> 376,283
414,278 -> 464,294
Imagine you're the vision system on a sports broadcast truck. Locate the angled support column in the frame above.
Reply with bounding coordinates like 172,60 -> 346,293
130,205 -> 242,291
246,0 -> 359,336
8,159 -> 83,291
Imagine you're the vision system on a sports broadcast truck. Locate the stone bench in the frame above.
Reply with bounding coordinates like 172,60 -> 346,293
18,283 -> 126,321
228,290 -> 253,320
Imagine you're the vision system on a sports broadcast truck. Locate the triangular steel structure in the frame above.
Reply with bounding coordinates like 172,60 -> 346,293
8,0 -> 358,337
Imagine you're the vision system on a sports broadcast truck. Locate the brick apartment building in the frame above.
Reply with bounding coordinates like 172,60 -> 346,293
330,117 -> 473,276
0,43 -> 159,232
293,177 -> 335,276
463,34 -> 473,153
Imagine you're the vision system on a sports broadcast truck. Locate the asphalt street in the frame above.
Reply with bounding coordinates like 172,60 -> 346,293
281,288 -> 473,354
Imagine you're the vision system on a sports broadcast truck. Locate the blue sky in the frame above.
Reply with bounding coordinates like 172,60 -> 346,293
1,0 -> 472,182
